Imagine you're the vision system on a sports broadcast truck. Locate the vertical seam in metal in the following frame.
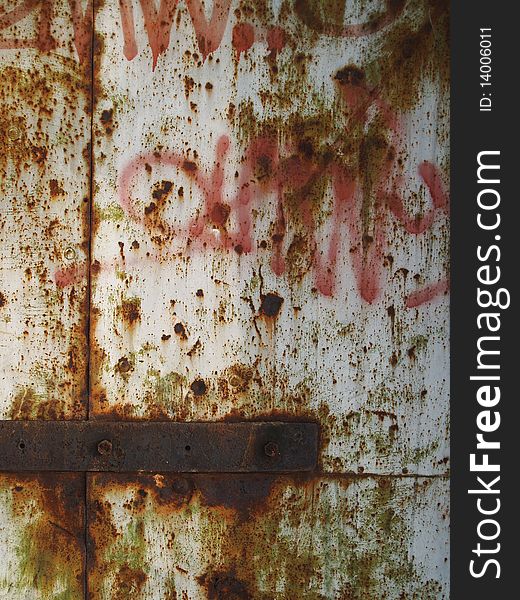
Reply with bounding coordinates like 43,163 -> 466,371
84,2 -> 96,598
86,0 -> 95,423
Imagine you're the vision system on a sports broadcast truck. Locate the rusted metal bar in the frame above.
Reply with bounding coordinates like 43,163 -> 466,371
0,421 -> 318,473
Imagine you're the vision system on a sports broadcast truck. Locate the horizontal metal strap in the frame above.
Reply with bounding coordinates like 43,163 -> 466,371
0,421 -> 318,473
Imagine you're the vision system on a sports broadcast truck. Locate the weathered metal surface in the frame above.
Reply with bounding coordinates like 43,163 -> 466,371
87,473 -> 449,599
0,0 -> 450,597
0,473 -> 85,598
0,0 -> 91,419
0,2 -> 91,598
89,0 -> 450,477
84,0 -> 450,596
0,421 -> 318,471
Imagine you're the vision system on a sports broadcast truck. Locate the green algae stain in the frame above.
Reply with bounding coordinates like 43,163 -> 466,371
106,518 -> 147,570
105,517 -> 149,599
4,477 -> 85,600
16,524 -> 81,599
294,0 -> 347,35
196,477 -> 441,599
99,202 -> 125,222
365,0 -> 450,111
144,370 -> 187,418
10,360 -> 74,419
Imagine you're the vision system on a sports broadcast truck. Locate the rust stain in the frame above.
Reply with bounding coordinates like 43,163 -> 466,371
174,322 -> 188,340
49,178 -> 65,197
119,297 -> 142,326
86,473 -> 446,598
100,108 -> 114,134
368,0 -> 450,111
259,292 -> 284,318
199,570 -> 252,599
1,473 -> 85,597
190,378 -> 207,397
70,0 -> 449,593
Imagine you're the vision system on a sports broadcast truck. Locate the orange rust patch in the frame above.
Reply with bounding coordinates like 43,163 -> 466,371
113,565 -> 147,599
100,108 -> 114,134
119,297 -> 141,326
48,178 -> 64,197
199,570 -> 252,600
152,179 -> 173,201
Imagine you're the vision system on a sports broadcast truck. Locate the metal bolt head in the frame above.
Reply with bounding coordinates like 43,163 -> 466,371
64,247 -> 76,261
229,375 -> 242,388
293,430 -> 304,444
264,441 -> 280,458
97,439 -> 113,456
7,126 -> 22,142
172,477 -> 192,496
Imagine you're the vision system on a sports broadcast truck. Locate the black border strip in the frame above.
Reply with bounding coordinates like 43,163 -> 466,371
451,1 -> 515,596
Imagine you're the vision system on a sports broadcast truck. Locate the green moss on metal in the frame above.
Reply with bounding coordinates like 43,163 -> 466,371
99,202 -> 126,222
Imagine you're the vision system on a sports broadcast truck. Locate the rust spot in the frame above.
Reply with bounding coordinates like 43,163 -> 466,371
201,571 -> 252,600
174,322 -> 187,339
187,339 -> 202,357
91,260 -> 101,275
387,305 -> 395,330
100,108 -> 113,124
144,201 -> 157,215
100,108 -> 113,134
184,76 -> 195,97
334,64 -> 365,86
196,288 -> 204,297
190,379 -> 207,396
225,364 -> 255,393
116,357 -> 132,374
49,178 -> 64,197
260,293 -> 284,317
152,179 -> 173,201
119,298 -> 141,325
182,160 -> 197,172
33,145 -> 48,164
0,292 -> 6,307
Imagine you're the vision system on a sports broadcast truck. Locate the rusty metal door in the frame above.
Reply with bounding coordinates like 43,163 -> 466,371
0,1 -> 450,598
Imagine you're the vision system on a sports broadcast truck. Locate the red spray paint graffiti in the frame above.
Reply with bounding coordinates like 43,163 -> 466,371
53,127 -> 449,310
117,137 -> 448,305
2,2 -> 446,306
114,66 -> 448,305
0,0 -> 405,68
